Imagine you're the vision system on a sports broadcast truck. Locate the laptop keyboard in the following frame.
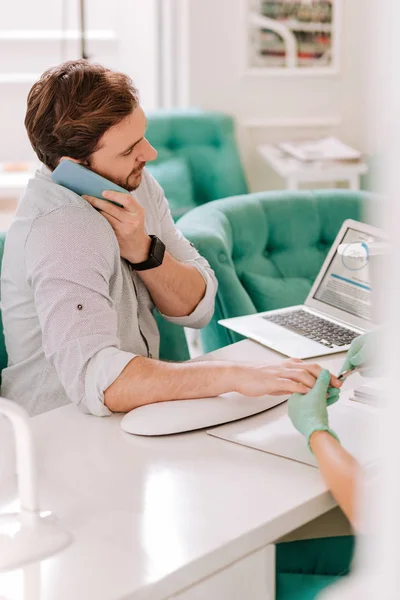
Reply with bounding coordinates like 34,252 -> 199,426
262,309 -> 359,349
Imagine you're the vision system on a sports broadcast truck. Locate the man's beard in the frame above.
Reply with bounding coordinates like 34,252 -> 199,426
122,163 -> 146,192
86,160 -> 146,193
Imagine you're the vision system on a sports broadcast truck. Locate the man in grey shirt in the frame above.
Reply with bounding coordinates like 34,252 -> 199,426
1,60 -> 341,416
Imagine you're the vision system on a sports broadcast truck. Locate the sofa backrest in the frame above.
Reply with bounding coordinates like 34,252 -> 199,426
178,189 -> 371,353
146,109 -> 248,219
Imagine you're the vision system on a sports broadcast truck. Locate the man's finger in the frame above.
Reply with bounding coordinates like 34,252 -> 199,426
329,374 -> 342,389
302,362 -> 342,389
280,368 -> 316,390
83,195 -> 125,222
102,190 -> 140,212
99,210 -> 121,229
278,379 -> 311,395
299,362 -> 322,379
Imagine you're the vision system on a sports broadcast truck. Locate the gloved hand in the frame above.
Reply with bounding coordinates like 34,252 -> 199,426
288,369 -> 339,450
326,331 -> 378,406
339,332 -> 376,377
326,386 -> 340,407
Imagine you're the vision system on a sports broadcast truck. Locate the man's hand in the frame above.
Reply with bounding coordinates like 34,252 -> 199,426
83,190 -> 151,263
288,369 -> 340,448
85,189 -> 209,319
234,359 -> 342,397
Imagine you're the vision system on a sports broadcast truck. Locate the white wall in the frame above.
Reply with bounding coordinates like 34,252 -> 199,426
185,0 -> 371,192
1,0 -> 373,194
0,0 -> 158,164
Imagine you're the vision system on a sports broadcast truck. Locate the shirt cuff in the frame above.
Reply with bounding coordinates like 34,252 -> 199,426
85,347 -> 137,416
159,264 -> 217,329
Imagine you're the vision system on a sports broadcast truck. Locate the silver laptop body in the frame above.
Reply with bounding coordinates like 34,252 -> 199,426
219,219 -> 382,359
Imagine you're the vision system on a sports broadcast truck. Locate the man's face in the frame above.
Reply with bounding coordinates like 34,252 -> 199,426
87,106 -> 157,191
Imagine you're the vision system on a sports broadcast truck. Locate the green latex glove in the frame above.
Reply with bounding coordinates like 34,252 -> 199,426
326,331 -> 378,405
326,386 -> 340,407
288,369 -> 339,450
339,332 -> 376,377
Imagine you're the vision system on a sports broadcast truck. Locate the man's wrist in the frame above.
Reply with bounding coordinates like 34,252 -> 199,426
231,363 -> 255,394
127,235 -> 152,264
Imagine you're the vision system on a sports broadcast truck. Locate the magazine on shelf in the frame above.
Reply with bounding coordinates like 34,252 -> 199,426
279,136 -> 362,162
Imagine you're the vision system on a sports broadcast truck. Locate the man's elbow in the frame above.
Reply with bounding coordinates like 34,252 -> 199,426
104,385 -> 124,412
189,306 -> 215,329
187,272 -> 217,326
104,377 -> 135,413
103,355 -> 147,412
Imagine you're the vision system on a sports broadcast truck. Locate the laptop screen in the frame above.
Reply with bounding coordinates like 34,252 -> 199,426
313,227 -> 378,322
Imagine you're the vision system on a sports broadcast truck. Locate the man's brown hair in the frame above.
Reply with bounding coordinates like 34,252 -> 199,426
25,60 -> 139,170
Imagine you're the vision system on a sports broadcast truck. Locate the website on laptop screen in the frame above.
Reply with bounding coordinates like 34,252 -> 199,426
313,227 -> 377,322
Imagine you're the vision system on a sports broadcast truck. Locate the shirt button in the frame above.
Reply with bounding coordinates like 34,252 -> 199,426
219,252 -> 228,263
77,304 -> 83,311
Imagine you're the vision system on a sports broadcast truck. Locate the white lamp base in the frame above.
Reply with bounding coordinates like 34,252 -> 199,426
0,510 -> 72,572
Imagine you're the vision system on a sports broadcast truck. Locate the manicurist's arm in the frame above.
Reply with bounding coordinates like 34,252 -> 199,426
288,370 -> 358,525
309,429 -> 359,523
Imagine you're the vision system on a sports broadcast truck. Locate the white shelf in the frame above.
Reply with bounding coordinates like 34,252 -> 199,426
243,66 -> 339,77
262,19 -> 332,33
258,144 -> 367,179
0,29 -> 116,41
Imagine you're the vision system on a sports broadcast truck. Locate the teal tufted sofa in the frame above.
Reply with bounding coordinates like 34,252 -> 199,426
146,109 -> 248,220
178,189 -> 371,354
276,535 -> 355,600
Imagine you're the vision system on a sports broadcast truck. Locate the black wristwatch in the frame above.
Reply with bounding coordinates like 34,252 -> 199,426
129,235 -> 166,271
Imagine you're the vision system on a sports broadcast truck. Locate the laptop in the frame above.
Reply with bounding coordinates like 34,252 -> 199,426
219,219 -> 383,359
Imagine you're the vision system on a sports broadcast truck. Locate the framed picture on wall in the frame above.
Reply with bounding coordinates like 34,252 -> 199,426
244,0 -> 341,75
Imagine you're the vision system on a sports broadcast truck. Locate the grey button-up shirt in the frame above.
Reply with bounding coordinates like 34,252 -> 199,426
0,166 -> 217,416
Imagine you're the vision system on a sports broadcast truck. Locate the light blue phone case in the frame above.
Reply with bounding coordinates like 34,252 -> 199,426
51,159 -> 127,207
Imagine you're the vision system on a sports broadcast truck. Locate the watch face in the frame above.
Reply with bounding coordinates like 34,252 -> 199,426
152,237 -> 166,264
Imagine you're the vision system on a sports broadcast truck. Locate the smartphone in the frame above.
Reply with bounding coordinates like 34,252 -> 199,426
51,159 -> 127,207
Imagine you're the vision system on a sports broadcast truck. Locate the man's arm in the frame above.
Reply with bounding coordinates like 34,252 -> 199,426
139,175 -> 215,318
25,205 -> 137,417
309,430 -> 359,523
133,238 -> 207,317
25,203 -> 342,417
84,181 -> 217,325
104,356 -> 342,413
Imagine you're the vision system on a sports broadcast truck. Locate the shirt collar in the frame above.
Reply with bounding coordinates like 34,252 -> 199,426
36,163 -> 53,182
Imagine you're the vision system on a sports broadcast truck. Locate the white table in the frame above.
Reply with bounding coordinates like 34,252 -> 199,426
258,144 -> 368,191
0,340 -> 356,600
